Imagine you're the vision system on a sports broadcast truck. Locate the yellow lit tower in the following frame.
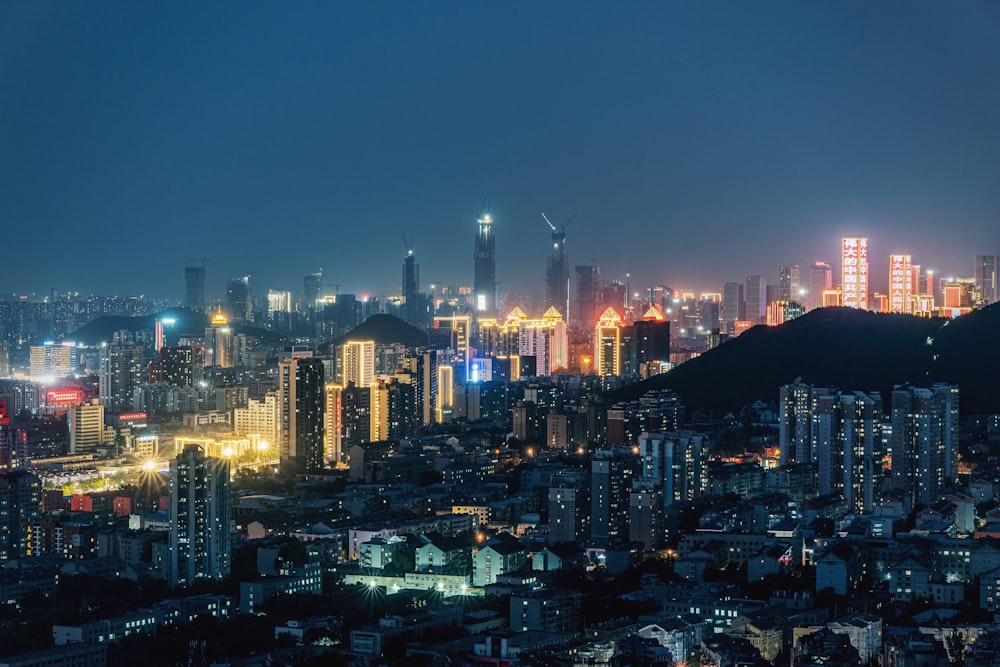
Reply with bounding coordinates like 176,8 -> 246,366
594,306 -> 624,377
841,237 -> 869,310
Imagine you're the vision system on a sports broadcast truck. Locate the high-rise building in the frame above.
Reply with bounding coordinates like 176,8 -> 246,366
341,383 -> 371,448
99,342 -> 144,411
168,444 -> 230,586
0,469 -> 42,560
573,264 -> 599,330
303,271 -> 323,316
591,451 -> 638,545
266,290 -> 292,320
68,399 -> 106,454
890,384 -> 959,506
888,254 -> 913,314
594,307 -> 624,377
0,401 -> 16,470
975,255 -> 998,305
29,343 -> 72,379
0,341 -> 10,379
778,265 -> 801,302
324,383 -> 344,465
184,266 -> 206,311
812,391 -> 881,513
809,262 -> 833,311
544,217 -> 570,322
548,485 -> 581,544
638,431 -> 706,509
633,306 -> 670,378
278,357 -> 326,474
779,380 -> 830,466
722,282 -> 745,333
232,393 -> 279,446
225,276 -> 252,322
745,276 -> 767,325
339,340 -> 375,388
204,311 -> 232,369
841,237 -> 869,310
473,213 -> 496,314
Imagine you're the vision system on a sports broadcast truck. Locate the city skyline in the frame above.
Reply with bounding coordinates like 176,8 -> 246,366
2,3 -> 999,297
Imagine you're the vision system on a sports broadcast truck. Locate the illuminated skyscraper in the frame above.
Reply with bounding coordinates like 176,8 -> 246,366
841,237 -> 869,310
813,391 -> 881,513
888,254 -> 913,314
324,383 -> 343,465
278,357 -> 326,474
168,444 -> 230,586
267,290 -> 292,319
778,265 -> 801,302
809,262 -> 833,311
205,311 -> 232,368
339,340 -> 375,388
594,307 -> 624,377
473,213 -> 496,314
975,254 -> 998,305
184,266 -> 206,311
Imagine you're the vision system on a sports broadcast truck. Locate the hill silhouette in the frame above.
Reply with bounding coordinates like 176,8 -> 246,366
325,314 -> 430,350
69,308 -> 209,346
612,305 -> 1000,416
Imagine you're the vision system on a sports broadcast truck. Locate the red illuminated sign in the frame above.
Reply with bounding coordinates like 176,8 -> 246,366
46,389 -> 85,405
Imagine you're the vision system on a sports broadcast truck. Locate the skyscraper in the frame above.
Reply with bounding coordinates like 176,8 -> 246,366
473,213 -> 496,314
184,266 -> 206,311
225,276 -> 252,322
590,451 -> 637,545
573,263 -> 599,330
401,245 -> 431,326
303,271 -> 323,315
168,444 -> 230,586
68,399 -> 106,454
543,215 -> 570,322
890,384 -> 959,506
594,307 -> 624,377
812,391 -> 881,513
99,341 -> 144,410
278,357 -> 326,474
841,237 -> 869,310
204,311 -> 232,369
721,282 -> 745,332
888,254 -> 913,314
339,340 -> 375,388
778,265 -> 801,302
638,431 -> 706,509
745,276 -> 767,325
0,469 -> 41,560
975,255 -> 998,305
809,262 -> 833,311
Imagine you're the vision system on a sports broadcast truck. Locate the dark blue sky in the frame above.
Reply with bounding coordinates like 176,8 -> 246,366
2,2 -> 998,302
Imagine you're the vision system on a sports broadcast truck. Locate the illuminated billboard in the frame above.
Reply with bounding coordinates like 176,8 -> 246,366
889,254 -> 912,314
841,237 -> 869,310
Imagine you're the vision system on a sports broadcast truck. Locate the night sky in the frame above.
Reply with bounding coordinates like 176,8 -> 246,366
2,2 -> 999,302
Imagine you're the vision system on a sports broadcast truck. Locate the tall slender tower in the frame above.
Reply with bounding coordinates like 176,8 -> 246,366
542,214 -> 570,321
975,255 -> 998,305
402,244 -> 420,324
168,444 -> 230,586
184,266 -> 206,311
841,237 -> 869,310
473,213 -> 496,314
278,357 -> 326,474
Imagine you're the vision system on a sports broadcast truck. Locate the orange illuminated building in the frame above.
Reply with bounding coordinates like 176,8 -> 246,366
822,289 -> 842,308
888,254 -> 913,313
733,320 -> 753,335
841,237 -> 869,310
